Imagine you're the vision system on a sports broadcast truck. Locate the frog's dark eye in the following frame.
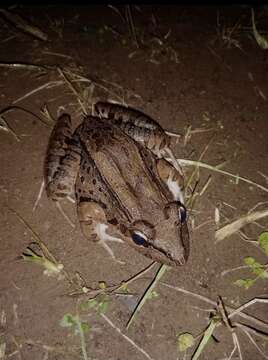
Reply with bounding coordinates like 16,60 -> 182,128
178,204 -> 187,223
131,231 -> 149,247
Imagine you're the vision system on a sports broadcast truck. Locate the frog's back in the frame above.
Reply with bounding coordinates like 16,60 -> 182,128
77,116 -> 171,220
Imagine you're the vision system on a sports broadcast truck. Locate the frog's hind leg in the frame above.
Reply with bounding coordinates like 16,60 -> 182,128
45,112 -> 81,202
94,101 -> 184,175
156,158 -> 185,204
78,202 -> 125,264
44,112 -> 81,227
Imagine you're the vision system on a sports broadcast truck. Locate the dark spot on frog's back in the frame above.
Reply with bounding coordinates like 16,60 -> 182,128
91,132 -> 100,140
115,117 -> 123,126
80,176 -> 85,183
82,162 -> 86,171
92,179 -> 96,185
109,217 -> 118,226
121,145 -> 129,157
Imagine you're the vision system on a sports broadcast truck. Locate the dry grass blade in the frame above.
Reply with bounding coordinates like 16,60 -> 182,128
117,261 -> 157,291
125,5 -> 139,48
199,176 -> 212,197
0,8 -> 47,41
126,264 -> 169,329
0,115 -> 20,141
42,51 -> 73,59
215,209 -> 268,242
258,171 -> 268,184
236,323 -> 268,358
0,62 -> 53,71
0,105 -> 50,127
165,130 -> 182,138
7,207 -> 73,284
101,313 -> 155,360
192,317 -> 219,360
232,332 -> 243,360
252,8 -> 268,50
55,202 -> 75,228
69,262 -> 156,298
228,298 -> 268,320
57,67 -> 88,115
8,207 -> 57,262
32,179 -> 45,212
40,104 -> 55,125
13,81 -> 63,104
184,137 -> 214,195
175,159 -> 268,194
161,283 -> 268,331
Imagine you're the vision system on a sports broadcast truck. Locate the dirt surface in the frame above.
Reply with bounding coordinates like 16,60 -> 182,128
0,5 -> 268,360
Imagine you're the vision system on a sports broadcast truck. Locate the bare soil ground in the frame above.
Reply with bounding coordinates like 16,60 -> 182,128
0,5 -> 268,360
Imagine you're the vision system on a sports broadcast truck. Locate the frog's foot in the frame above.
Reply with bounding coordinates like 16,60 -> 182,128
156,158 -> 185,203
78,201 -> 125,264
94,223 -> 125,264
162,147 -> 184,177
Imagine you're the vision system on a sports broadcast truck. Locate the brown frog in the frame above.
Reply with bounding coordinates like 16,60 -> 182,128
44,102 -> 190,266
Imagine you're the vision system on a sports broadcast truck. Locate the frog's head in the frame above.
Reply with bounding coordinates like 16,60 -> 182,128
127,201 -> 190,266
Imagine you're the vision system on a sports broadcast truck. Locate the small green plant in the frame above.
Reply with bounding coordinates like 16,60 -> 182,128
177,332 -> 195,352
60,313 -> 90,335
235,231 -> 268,289
80,293 -> 110,315
60,312 -> 90,360
175,296 -> 266,360
177,314 -> 220,360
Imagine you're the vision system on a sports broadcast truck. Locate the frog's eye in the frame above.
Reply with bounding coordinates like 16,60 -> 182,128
131,231 -> 149,247
178,204 -> 187,223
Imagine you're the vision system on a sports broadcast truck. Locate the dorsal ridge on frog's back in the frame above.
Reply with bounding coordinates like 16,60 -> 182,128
80,115 -> 169,211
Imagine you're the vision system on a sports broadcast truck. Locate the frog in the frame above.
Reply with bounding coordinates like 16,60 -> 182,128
44,102 -> 190,266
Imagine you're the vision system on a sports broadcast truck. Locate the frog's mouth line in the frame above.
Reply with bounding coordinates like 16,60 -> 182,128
130,235 -> 186,266
149,243 -> 186,266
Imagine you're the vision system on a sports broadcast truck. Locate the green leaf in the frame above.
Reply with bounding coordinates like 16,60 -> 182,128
22,247 -> 63,276
177,332 -> 194,352
146,290 -> 159,300
119,283 -> 130,293
244,256 -> 255,266
59,313 -> 76,328
258,231 -> 268,256
98,300 -> 109,314
234,278 -> 254,289
244,256 -> 264,276
74,322 -> 90,335
81,322 -> 90,333
98,281 -> 107,289
80,299 -> 99,311
259,270 -> 268,279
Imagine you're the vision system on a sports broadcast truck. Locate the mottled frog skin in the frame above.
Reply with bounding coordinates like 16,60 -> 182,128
44,103 -> 190,266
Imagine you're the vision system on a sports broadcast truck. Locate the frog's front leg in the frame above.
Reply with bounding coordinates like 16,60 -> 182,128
156,158 -> 185,204
77,201 -> 125,263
